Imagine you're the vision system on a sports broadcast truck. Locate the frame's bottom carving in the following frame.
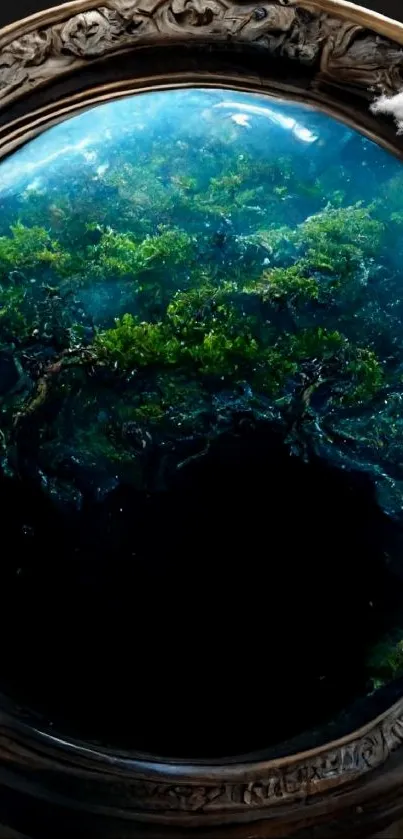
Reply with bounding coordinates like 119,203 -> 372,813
0,696 -> 402,838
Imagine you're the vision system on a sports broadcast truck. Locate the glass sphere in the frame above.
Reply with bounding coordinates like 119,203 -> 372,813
1,88 -> 402,756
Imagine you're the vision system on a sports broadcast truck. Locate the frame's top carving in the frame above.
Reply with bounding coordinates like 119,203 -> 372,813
0,0 -> 403,111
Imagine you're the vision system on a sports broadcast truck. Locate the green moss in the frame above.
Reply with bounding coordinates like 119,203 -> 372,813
296,204 -> 384,277
194,154 -> 296,221
343,347 -> 384,404
268,328 -> 384,406
273,185 -> 288,198
95,305 -> 383,407
156,372 -> 206,413
0,285 -> 29,343
166,281 -> 236,339
103,161 -> 175,221
62,420 -> 137,469
170,175 -> 198,192
76,430 -> 132,465
90,226 -> 194,280
91,230 -> 139,277
0,223 -> 68,276
129,401 -> 165,423
166,280 -> 264,378
367,635 -> 403,689
138,226 -> 194,268
246,264 -> 319,306
191,328 -> 259,376
252,348 -> 298,396
252,226 -> 294,261
285,327 -> 345,362
209,172 -> 244,196
95,313 -> 182,369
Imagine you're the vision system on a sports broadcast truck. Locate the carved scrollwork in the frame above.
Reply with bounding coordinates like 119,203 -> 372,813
320,21 -> 403,91
169,0 -> 225,28
0,28 -> 54,100
0,0 -> 403,109
1,698 -> 403,820
98,702 -> 403,816
4,29 -> 53,65
59,9 -> 126,58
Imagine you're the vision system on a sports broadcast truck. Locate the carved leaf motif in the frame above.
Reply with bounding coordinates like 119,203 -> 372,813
356,730 -> 385,770
170,0 -> 225,27
381,710 -> 403,750
0,58 -> 28,96
0,28 -> 54,96
112,0 -> 145,17
3,30 -> 53,66
221,3 -> 296,39
320,25 -> 403,92
60,9 -> 125,58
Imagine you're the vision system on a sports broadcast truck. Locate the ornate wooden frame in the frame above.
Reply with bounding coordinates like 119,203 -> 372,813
0,1 -> 403,837
1,0 -> 403,160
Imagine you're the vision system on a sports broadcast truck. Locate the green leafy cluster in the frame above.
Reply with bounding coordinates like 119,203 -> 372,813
0,193 -> 386,414
89,226 -> 194,280
95,314 -> 182,369
191,328 -> 259,376
0,223 -> 68,275
284,327 -> 345,362
282,328 -> 383,404
0,284 -> 29,344
295,204 -> 384,277
128,401 -> 165,423
246,205 -> 385,315
344,347 -> 384,404
247,265 -> 319,306
96,308 -> 260,379
367,636 -> 403,690
95,308 -> 383,405
166,281 -> 238,338
89,197 -> 388,405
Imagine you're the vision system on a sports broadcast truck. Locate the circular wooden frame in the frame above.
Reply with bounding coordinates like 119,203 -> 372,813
1,1 -> 403,836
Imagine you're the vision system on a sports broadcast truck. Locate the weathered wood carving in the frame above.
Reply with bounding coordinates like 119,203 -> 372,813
1,697 -> 403,820
0,0 -> 403,111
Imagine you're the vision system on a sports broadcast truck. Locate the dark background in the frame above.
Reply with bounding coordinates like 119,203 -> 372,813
0,0 -> 402,27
